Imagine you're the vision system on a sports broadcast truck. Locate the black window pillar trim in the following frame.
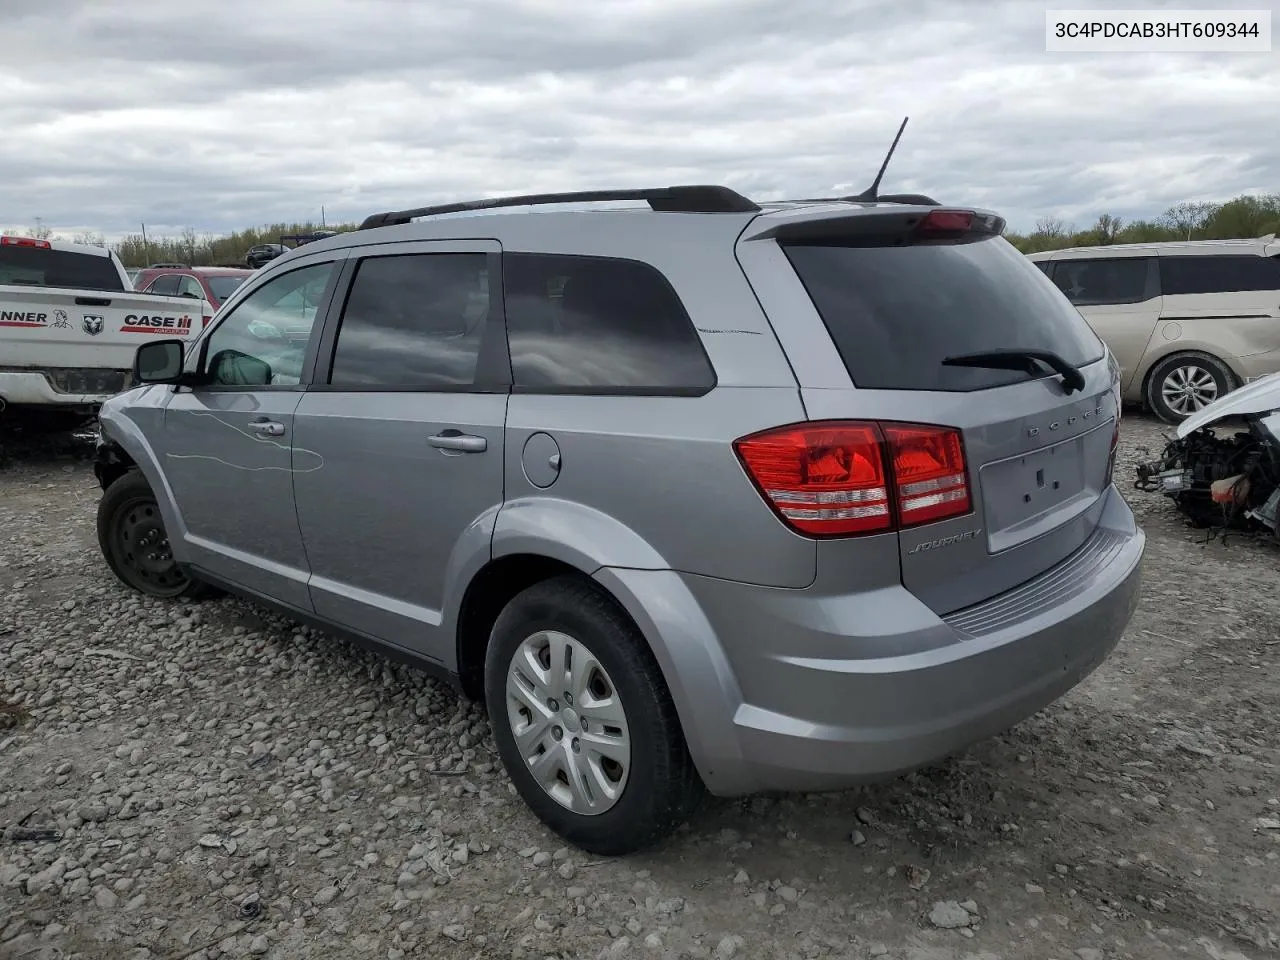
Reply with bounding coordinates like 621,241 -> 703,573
305,255 -> 360,387
474,249 -> 513,389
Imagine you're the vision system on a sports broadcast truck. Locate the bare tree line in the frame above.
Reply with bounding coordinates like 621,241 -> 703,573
1008,195 -> 1278,253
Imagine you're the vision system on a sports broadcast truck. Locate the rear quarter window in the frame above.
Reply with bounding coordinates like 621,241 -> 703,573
503,252 -> 715,394
0,246 -> 125,292
783,235 -> 1105,392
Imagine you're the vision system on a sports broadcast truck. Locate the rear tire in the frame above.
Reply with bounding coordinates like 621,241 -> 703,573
97,470 -> 215,600
1145,351 -> 1235,424
484,575 -> 703,855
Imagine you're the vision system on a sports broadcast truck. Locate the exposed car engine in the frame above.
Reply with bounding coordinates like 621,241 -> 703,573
1135,373 -> 1280,539
1136,422 -> 1280,534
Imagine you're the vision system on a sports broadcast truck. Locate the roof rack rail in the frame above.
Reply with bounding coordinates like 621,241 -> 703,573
358,184 -> 760,230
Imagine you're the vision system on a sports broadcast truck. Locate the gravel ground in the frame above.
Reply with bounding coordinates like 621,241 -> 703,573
1,414 -> 1277,960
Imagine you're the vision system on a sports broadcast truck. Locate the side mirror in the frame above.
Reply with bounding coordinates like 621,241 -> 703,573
133,339 -> 186,384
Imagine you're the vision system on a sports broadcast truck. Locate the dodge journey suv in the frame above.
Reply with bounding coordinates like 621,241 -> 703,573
93,184 -> 1145,855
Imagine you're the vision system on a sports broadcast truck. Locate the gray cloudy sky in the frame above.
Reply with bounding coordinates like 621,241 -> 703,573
1,0 -> 1277,240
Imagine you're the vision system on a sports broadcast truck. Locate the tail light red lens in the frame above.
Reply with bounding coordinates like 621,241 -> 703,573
916,210 -> 973,236
732,422 -> 890,536
0,235 -> 51,249
734,420 -> 971,538
882,423 -> 971,527
202,314 -> 213,328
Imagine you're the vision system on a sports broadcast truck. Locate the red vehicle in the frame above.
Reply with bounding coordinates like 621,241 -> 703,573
130,265 -> 254,312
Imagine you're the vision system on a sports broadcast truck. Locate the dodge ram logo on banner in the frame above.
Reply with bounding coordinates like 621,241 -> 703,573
82,314 -> 104,336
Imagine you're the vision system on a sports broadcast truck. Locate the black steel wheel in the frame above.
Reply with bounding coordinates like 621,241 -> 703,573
96,470 -> 213,600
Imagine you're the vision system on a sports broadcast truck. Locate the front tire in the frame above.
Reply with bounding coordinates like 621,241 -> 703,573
96,470 -> 213,600
1145,351 -> 1235,424
484,575 -> 703,855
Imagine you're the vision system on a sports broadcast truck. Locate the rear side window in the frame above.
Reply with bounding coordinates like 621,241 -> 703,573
503,252 -> 715,394
1159,254 -> 1280,296
783,236 -> 1105,392
207,275 -> 247,301
146,275 -> 181,296
328,253 -> 493,389
0,246 -> 124,292
1050,257 -> 1151,305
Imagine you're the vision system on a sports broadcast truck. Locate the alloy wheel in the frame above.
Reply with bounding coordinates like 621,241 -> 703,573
1160,364 -> 1220,416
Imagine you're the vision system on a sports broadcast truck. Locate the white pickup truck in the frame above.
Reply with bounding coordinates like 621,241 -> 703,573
0,235 -> 213,425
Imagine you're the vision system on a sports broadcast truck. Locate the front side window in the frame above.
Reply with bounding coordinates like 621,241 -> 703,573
1051,257 -> 1151,306
328,253 -> 492,389
1160,255 -> 1280,296
203,262 -> 336,387
503,252 -> 715,393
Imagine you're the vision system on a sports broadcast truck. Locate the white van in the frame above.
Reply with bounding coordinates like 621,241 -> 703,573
1028,236 -> 1280,422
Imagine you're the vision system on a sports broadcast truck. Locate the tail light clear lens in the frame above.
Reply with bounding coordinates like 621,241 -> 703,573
734,420 -> 971,538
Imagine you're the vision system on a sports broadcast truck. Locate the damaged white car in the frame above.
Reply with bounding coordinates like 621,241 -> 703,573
1136,372 -> 1280,534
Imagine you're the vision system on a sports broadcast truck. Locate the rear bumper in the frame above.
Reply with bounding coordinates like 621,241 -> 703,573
602,486 -> 1144,797
1232,348 -> 1280,384
0,368 -> 128,408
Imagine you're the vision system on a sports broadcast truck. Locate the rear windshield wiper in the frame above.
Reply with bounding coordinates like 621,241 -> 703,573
941,348 -> 1086,394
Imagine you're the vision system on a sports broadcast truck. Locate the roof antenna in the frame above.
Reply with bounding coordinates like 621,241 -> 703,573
844,116 -> 909,203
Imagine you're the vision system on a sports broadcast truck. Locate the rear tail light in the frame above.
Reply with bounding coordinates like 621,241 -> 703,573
202,314 -> 213,328
733,420 -> 971,538
882,423 -> 971,526
0,235 -> 51,249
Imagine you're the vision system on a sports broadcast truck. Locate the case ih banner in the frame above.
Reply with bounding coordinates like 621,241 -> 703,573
121,313 -> 194,335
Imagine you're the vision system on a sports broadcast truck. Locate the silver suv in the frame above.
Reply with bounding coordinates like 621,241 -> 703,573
93,184 -> 1145,855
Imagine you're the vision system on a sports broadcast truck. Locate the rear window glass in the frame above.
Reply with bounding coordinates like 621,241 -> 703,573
783,236 -> 1105,392
0,245 -> 125,292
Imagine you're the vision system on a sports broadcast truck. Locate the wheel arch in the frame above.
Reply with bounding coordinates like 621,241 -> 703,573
451,502 -> 751,795
95,407 -> 192,560
1139,344 -> 1240,410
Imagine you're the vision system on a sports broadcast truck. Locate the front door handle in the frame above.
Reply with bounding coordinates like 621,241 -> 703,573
428,431 -> 487,453
248,419 -> 286,437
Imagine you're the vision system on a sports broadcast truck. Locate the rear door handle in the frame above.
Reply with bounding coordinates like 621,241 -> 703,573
248,419 -> 286,437
428,431 -> 487,453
